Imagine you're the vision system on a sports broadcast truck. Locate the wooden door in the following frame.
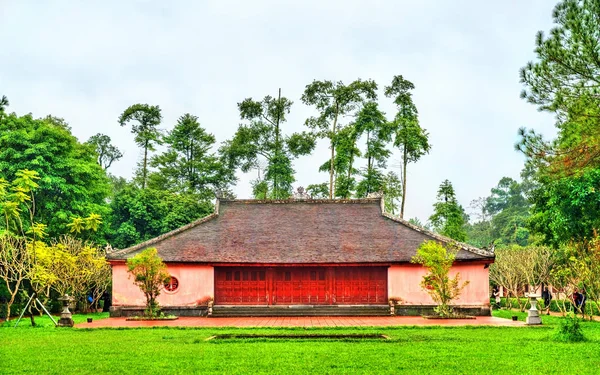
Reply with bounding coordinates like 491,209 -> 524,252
333,267 -> 387,304
273,268 -> 328,305
214,267 -> 268,305
215,266 -> 387,305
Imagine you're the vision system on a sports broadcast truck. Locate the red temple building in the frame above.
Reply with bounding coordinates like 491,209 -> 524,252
108,198 -> 494,317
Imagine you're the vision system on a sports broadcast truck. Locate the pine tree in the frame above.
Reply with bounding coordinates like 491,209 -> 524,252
429,180 -> 468,241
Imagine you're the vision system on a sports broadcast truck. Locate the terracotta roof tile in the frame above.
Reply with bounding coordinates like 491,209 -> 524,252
108,198 -> 494,263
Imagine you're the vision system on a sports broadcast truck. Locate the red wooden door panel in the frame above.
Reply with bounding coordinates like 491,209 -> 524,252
273,268 -> 328,305
333,267 -> 387,304
214,267 -> 268,305
215,266 -> 387,305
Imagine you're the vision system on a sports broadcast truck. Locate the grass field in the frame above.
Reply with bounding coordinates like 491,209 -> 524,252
2,311 -> 600,374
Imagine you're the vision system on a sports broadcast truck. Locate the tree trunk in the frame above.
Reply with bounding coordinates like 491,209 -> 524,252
400,148 -> 408,219
274,88 -> 282,199
142,140 -> 148,189
329,104 -> 339,199
28,294 -> 36,327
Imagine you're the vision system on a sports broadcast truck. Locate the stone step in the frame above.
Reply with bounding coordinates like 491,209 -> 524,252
211,305 -> 390,317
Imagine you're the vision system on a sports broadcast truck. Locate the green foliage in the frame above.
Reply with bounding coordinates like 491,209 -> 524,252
429,180 -> 468,242
554,312 -> 586,342
354,102 -> 391,198
302,79 -> 378,198
411,240 -> 469,317
306,183 -> 329,199
221,92 -> 315,199
86,133 -> 123,170
529,169 -> 600,246
385,75 -> 430,218
0,95 -> 9,119
149,113 -> 234,199
466,175 -> 531,248
126,247 -> 170,318
382,171 -> 402,214
517,0 -> 600,250
0,114 -> 110,239
118,104 -> 162,189
108,184 -> 212,249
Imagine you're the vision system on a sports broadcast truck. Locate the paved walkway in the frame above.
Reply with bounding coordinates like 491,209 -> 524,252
76,316 -> 524,328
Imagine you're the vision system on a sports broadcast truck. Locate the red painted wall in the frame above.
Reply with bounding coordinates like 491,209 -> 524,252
111,263 -> 214,306
388,263 -> 490,306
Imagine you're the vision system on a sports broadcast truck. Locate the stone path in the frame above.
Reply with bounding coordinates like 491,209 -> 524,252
77,316 -> 524,328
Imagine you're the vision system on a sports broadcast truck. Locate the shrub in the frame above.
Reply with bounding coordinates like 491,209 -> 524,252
411,241 -> 469,318
126,247 -> 170,318
553,313 -> 585,342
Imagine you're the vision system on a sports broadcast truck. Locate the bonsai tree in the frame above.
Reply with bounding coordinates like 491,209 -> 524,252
411,240 -> 469,317
126,247 -> 170,317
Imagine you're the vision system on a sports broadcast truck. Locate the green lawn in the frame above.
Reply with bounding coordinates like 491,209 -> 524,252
1,312 -> 600,374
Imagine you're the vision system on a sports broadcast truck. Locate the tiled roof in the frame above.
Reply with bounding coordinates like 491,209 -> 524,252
108,198 -> 494,263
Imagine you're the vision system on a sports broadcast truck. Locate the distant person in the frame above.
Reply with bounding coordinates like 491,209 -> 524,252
492,286 -> 501,309
579,289 -> 587,316
542,287 -> 552,315
572,289 -> 580,313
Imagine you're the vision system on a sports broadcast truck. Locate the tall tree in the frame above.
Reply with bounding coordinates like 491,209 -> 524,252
354,102 -> 391,198
518,0 -> 600,176
0,114 -> 110,239
518,0 -> 600,246
86,133 -> 123,170
221,90 -> 315,199
382,171 -> 402,214
0,95 -> 9,119
330,125 -> 361,198
385,75 -> 431,218
118,104 -> 162,189
301,79 -> 378,198
148,113 -> 234,199
429,180 -> 468,242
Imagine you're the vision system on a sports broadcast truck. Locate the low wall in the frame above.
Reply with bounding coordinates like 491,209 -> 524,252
394,305 -> 491,317
109,305 -> 209,317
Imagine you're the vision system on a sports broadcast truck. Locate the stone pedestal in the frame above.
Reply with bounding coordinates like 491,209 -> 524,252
526,295 -> 542,325
58,294 -> 74,327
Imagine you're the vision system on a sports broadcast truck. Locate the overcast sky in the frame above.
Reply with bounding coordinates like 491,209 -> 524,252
0,1 -> 557,222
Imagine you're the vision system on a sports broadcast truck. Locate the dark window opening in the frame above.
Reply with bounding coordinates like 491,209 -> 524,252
259,271 -> 266,281
285,272 -> 291,281
310,271 -> 317,280
225,271 -> 232,281
234,271 -> 240,281
164,276 -> 179,292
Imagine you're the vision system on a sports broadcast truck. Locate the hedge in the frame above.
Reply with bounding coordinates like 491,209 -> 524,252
491,297 -> 600,315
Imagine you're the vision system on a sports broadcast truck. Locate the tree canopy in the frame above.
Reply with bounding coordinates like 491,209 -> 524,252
429,180 -> 468,242
86,133 -> 123,171
148,113 -> 234,199
118,104 -> 162,189
385,75 -> 431,218
0,113 -> 110,239
221,91 -> 315,199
